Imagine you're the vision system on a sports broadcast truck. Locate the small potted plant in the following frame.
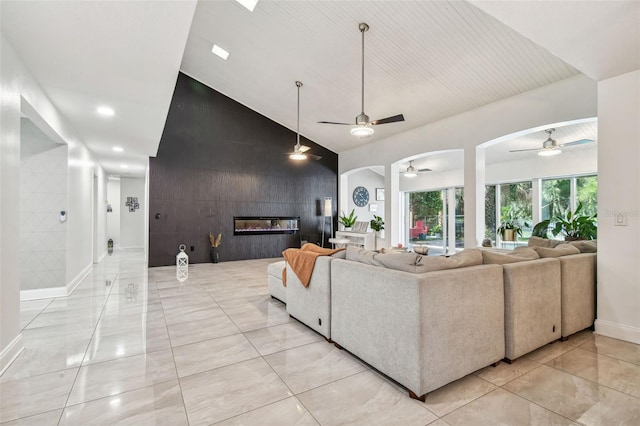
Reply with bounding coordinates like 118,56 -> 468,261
338,209 -> 357,231
369,215 -> 384,237
497,207 -> 530,241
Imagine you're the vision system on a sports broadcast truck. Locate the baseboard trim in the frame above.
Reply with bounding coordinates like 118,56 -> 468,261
0,333 -> 24,376
96,250 -> 107,263
595,319 -> 640,344
20,286 -> 67,301
66,263 -> 93,295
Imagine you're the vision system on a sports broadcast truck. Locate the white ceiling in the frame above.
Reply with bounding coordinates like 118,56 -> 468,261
1,1 -> 637,177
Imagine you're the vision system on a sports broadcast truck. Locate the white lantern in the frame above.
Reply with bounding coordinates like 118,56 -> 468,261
176,244 -> 188,267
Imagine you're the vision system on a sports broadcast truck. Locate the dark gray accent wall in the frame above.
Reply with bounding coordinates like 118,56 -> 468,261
149,73 -> 338,266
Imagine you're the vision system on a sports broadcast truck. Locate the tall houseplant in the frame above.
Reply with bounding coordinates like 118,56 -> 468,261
533,202 -> 597,240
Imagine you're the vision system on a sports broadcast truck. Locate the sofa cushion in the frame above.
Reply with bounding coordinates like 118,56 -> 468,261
533,244 -> 581,258
411,249 -> 483,273
346,247 -> 483,273
346,246 -> 383,266
528,236 -> 566,248
375,252 -> 423,272
482,247 -> 540,264
568,240 -> 597,253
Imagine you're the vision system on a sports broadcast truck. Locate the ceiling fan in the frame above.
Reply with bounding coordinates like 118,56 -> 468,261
403,160 -> 431,177
510,128 -> 594,157
288,81 -> 321,161
318,23 -> 404,137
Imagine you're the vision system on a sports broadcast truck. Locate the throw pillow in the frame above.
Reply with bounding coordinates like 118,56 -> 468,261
412,248 -> 484,273
482,247 -> 540,264
533,244 -> 581,258
527,236 -> 552,248
568,240 -> 597,253
346,246 -> 382,266
376,252 -> 423,272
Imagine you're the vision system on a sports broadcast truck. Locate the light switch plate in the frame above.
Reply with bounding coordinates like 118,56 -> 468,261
614,211 -> 627,226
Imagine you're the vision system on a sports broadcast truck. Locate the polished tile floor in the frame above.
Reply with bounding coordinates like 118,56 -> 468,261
2,249 -> 640,425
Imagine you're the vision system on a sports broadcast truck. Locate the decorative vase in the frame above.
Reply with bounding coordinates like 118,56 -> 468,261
210,246 -> 219,263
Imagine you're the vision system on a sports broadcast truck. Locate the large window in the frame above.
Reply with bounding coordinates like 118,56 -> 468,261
577,175 -> 598,216
542,178 -> 571,220
486,174 -> 597,246
406,187 -> 463,255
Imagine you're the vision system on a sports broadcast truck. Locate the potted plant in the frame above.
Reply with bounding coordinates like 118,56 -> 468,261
553,202 -> 597,240
338,209 -> 357,231
369,215 -> 384,237
497,207 -> 530,241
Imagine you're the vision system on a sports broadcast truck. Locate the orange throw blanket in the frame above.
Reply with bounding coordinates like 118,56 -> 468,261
282,243 -> 344,287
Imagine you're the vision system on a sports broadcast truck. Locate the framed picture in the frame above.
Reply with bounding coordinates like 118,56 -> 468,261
376,188 -> 385,201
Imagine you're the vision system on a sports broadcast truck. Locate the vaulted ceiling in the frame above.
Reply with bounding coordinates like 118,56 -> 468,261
1,1 -> 638,177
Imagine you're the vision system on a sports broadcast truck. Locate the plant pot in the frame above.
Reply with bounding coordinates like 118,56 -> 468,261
210,247 -> 219,263
344,227 -> 352,231
502,229 -> 516,241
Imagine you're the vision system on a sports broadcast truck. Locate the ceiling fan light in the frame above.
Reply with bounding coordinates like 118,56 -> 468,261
290,152 -> 307,160
404,171 -> 417,177
351,126 -> 374,137
538,149 -> 562,157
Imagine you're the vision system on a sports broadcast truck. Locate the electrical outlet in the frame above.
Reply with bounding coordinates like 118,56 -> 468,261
190,245 -> 195,251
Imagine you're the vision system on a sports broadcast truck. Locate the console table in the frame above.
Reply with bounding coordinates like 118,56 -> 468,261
335,231 -> 375,250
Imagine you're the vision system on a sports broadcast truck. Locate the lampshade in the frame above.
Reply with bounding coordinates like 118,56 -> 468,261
538,149 -> 561,157
324,197 -> 332,217
351,125 -> 374,137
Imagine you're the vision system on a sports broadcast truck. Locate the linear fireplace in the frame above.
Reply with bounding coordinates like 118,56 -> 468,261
233,216 -> 300,236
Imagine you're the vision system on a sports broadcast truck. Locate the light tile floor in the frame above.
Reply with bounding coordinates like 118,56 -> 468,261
2,249 -> 640,425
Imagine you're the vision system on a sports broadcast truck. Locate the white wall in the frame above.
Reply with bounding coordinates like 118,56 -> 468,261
0,33 -> 24,374
119,177 -> 145,248
106,178 -> 121,247
344,168 -> 385,227
596,69 -> 640,343
20,144 -> 68,290
1,33 -> 107,371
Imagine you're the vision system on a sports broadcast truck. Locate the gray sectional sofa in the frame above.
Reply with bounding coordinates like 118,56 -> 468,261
268,238 -> 596,401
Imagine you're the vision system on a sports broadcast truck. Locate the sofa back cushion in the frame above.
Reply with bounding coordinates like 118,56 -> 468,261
568,240 -> 597,253
482,247 -> 540,264
345,247 -> 483,273
533,244 -> 581,258
346,246 -> 383,266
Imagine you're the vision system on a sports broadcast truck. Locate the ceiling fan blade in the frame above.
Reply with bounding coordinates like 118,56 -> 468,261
308,153 -> 323,161
317,120 -> 352,125
418,168 -> 432,172
370,114 -> 405,125
510,147 -> 543,153
558,138 -> 594,147
299,145 -> 311,153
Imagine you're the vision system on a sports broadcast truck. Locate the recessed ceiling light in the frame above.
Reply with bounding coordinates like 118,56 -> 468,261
96,106 -> 114,116
211,44 -> 229,60
120,164 -> 128,169
235,0 -> 258,12
112,146 -> 124,152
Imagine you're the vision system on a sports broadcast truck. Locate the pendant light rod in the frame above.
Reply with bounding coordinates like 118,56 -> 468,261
359,23 -> 369,115
296,81 -> 302,147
